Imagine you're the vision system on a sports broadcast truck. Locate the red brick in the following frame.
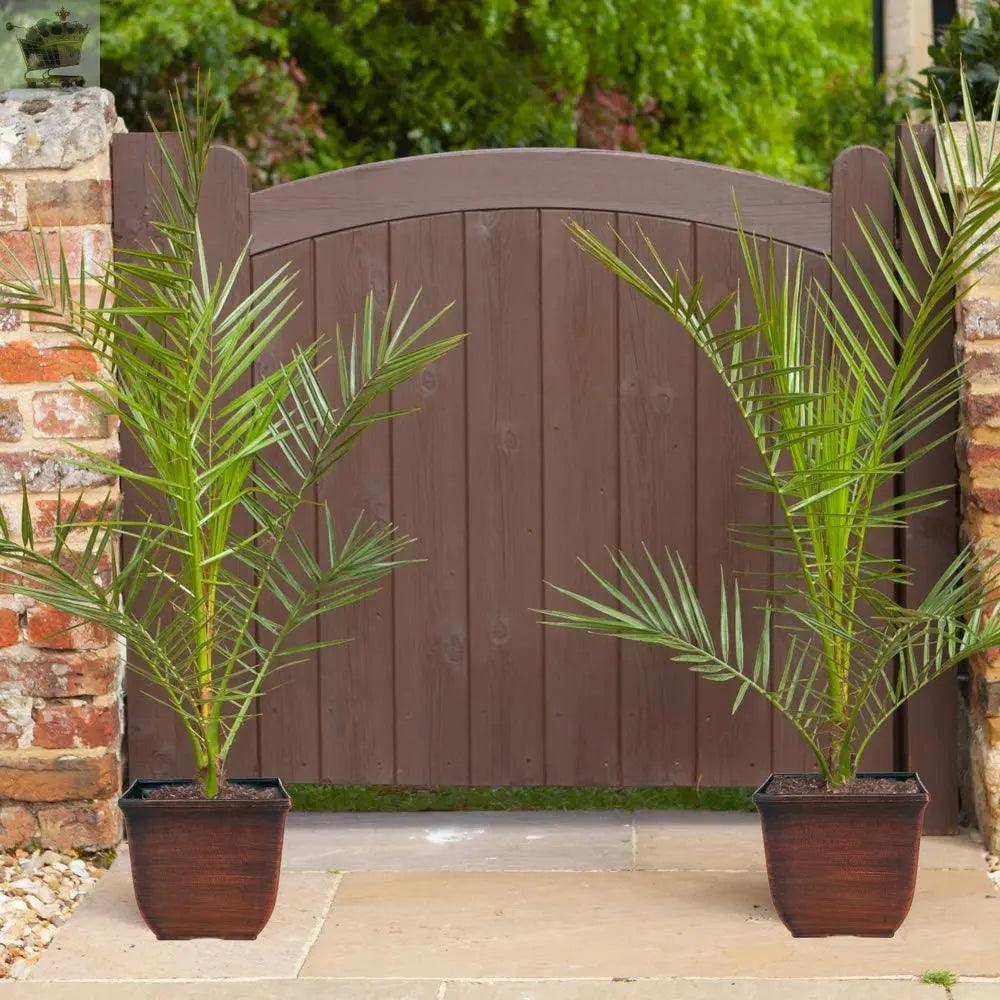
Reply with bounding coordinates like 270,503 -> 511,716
0,609 -> 20,647
0,398 -> 22,442
0,450 -> 114,492
968,483 -> 1000,514
966,440 -> 1000,477
0,228 -> 111,280
0,804 -> 36,848
26,606 -> 110,650
26,179 -> 112,227
0,549 -> 112,596
28,282 -> 107,332
963,346 -> 1000,380
32,702 -> 117,750
0,645 -> 118,698
33,495 -> 116,540
0,339 -> 98,383
0,749 -> 118,801
32,389 -> 110,438
965,392 -> 1000,428
37,798 -> 120,850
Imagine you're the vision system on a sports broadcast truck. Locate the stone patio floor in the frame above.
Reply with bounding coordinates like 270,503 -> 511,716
5,810 -> 1000,998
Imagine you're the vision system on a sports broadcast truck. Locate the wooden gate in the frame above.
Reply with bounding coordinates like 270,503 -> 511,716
112,132 -> 960,833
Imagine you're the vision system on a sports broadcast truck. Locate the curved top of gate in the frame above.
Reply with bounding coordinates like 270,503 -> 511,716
247,147 -> 833,256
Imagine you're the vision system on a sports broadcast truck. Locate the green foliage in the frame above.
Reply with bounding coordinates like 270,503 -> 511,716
0,89 -> 461,797
288,784 -> 757,812
285,0 -> 558,174
541,77 -> 1000,785
920,970 -> 957,988
101,0 -> 894,190
99,0 -> 320,187
916,0 -> 1000,119
795,67 -> 910,186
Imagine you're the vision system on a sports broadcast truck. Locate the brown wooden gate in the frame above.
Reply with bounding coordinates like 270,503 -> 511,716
112,133 -> 960,833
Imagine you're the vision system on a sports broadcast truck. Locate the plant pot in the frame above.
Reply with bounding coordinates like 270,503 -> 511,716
119,777 -> 291,940
752,771 -> 929,938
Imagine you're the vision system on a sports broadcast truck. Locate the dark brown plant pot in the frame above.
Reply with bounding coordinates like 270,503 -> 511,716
119,777 -> 291,940
753,771 -> 929,938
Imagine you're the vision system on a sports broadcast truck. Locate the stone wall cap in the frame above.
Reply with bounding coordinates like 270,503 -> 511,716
0,88 -> 117,170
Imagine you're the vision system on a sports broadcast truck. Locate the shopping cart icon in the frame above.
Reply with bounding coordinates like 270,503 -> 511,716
6,7 -> 88,88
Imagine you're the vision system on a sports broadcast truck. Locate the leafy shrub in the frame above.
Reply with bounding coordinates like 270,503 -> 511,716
915,0 -> 1000,118
102,0 -> 896,190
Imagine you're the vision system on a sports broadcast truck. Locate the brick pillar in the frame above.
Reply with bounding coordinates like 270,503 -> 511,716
948,123 -> 1000,852
0,90 -> 122,851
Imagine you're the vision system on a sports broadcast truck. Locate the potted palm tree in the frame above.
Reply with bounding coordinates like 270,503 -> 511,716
0,91 -> 462,940
541,80 -> 1000,937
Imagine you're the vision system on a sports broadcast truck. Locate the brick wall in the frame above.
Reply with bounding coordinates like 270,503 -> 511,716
949,123 -> 1000,851
0,90 -> 122,851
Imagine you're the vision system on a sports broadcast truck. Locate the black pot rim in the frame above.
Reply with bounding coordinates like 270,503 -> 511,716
753,770 -> 929,806
119,777 -> 291,809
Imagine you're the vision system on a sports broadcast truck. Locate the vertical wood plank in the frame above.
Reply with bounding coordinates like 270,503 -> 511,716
617,215 -> 698,785
827,146 -> 898,775
116,138 -> 256,779
200,145 -> 257,779
114,133 -> 188,779
541,209 -> 620,786
314,224 -> 394,783
769,247 -> 834,776
390,214 -> 469,784
253,240 -> 321,781
898,126 -> 960,833
694,224 -> 772,786
466,210 -> 545,785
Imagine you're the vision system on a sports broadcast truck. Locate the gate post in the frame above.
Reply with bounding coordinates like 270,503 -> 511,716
0,89 -> 122,850
948,123 -> 1000,852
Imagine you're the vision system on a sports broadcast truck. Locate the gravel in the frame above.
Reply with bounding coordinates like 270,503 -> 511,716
0,848 -> 105,980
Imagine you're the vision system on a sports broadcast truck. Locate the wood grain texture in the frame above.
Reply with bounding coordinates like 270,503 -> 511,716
114,133 -> 188,780
829,145 -> 898,775
896,127 -> 960,834
693,224 -> 772,786
769,247 -> 834,776
252,240 -> 321,781
116,139 -> 960,804
541,210 -> 621,786
199,145 -> 258,779
389,214 -> 470,784
313,224 -> 395,783
616,215 -> 698,785
465,210 -> 545,785
250,149 -> 832,255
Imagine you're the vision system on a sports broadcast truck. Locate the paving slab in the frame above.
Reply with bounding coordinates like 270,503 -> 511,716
281,811 -> 633,871
29,860 -> 339,982
2,983 -> 441,999
634,812 -> 764,870
302,869 -> 1000,980
919,834 -> 989,870
954,986 -> 1000,998
634,812 -> 987,872
445,982 -> 939,1000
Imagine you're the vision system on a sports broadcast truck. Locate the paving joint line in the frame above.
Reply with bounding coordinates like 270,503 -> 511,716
292,871 -> 342,978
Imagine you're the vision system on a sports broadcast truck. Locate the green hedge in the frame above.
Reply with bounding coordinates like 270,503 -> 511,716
100,1 -> 899,190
